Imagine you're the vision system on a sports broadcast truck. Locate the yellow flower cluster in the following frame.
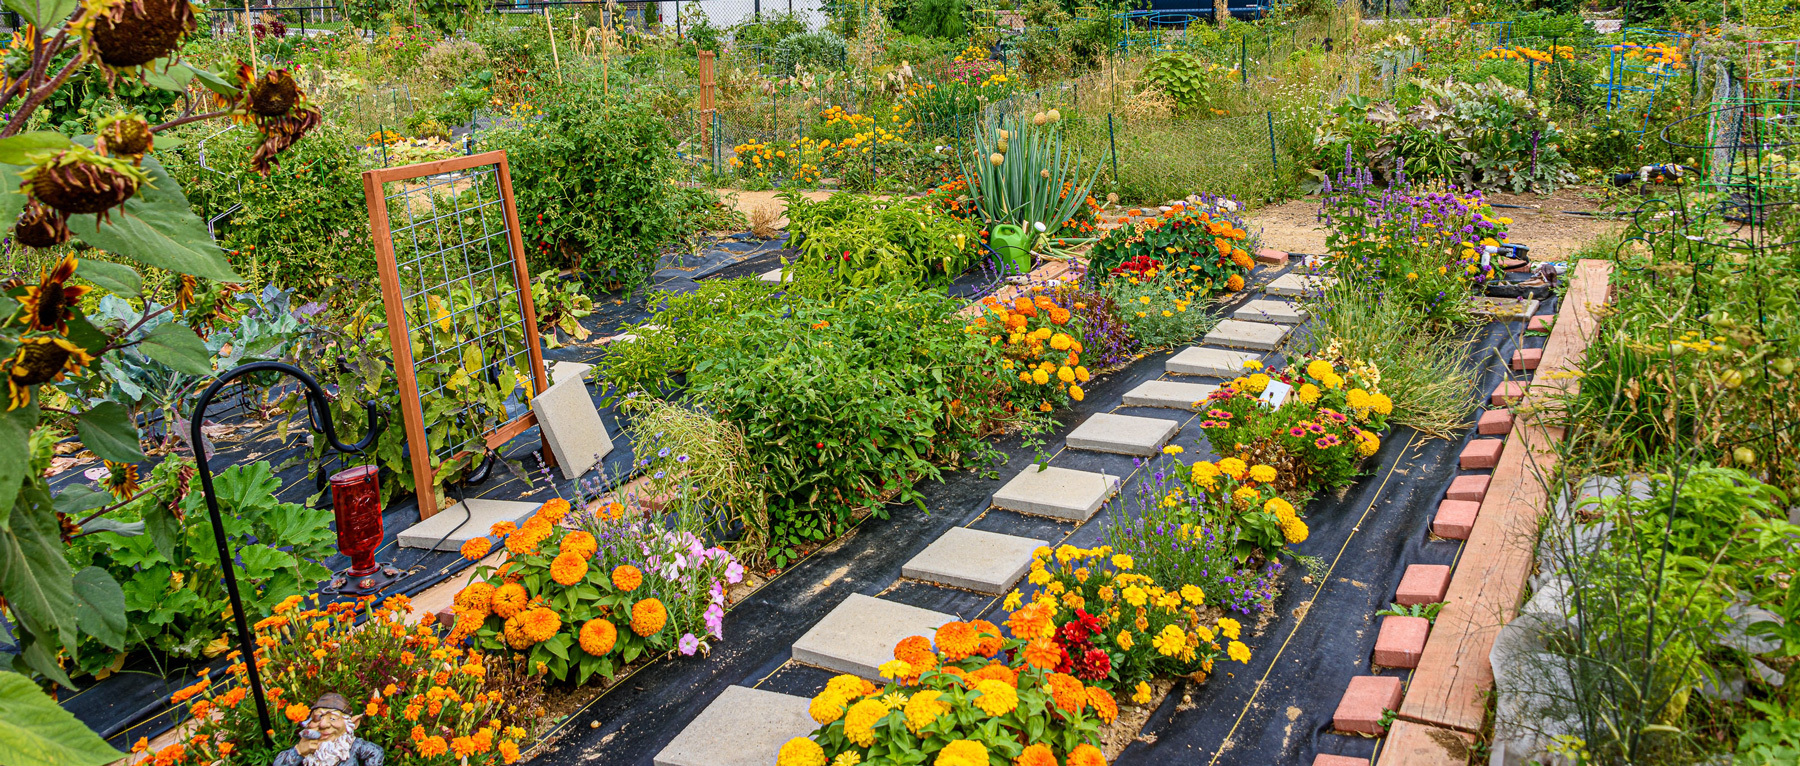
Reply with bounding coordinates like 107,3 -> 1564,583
1480,44 -> 1574,63
970,289 -> 1088,405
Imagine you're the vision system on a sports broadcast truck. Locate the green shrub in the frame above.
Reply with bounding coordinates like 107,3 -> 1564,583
1100,267 -> 1219,349
772,30 -> 848,75
898,0 -> 968,38
779,190 -> 982,295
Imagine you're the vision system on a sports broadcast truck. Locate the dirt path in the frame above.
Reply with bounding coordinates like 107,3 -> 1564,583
1246,185 -> 1622,260
714,188 -> 836,229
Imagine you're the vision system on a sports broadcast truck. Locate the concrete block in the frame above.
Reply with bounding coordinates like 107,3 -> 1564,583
991,465 -> 1120,521
1460,439 -> 1504,470
398,498 -> 540,551
532,375 -> 615,480
652,686 -> 815,766
1232,299 -> 1308,325
760,268 -> 786,282
902,527 -> 1047,594
1432,500 -> 1480,540
791,594 -> 956,679
1396,565 -> 1452,606
1255,248 -> 1289,266
1122,380 -> 1218,411
1065,413 -> 1181,456
1202,319 -> 1291,351
550,360 -> 591,385
1167,347 -> 1261,378
1477,409 -> 1513,436
1333,675 -> 1404,735
1445,474 -> 1490,503
1373,616 -> 1430,669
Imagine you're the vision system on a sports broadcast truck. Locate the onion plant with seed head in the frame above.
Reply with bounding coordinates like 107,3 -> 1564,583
957,112 -> 1101,236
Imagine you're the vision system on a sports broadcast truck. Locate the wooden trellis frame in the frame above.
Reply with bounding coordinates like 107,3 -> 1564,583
363,151 -> 550,519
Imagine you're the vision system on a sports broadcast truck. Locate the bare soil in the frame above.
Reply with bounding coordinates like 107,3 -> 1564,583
1245,185 -> 1622,260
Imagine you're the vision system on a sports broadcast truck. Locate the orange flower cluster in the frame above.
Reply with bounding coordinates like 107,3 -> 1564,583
969,288 -> 1091,410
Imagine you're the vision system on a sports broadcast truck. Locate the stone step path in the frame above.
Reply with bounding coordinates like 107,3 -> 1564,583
902,526 -> 1047,594
653,686 -> 814,766
1064,412 -> 1181,455
1167,346 -> 1260,378
1232,298 -> 1307,325
790,594 -> 956,679
991,464 -> 1120,521
1202,318 -> 1291,351
1121,379 -> 1218,410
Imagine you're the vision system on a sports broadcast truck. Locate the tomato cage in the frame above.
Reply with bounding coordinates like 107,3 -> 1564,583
1592,28 -> 1689,111
1745,39 -> 1800,101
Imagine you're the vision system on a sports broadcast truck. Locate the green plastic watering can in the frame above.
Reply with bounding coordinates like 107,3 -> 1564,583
989,224 -> 1032,275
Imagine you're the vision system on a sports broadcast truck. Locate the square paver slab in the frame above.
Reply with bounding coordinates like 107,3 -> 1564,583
1122,380 -> 1218,411
1373,616 -> 1430,669
759,267 -> 787,282
1266,272 -> 1338,297
652,686 -> 815,766
1477,408 -> 1514,436
1166,347 -> 1260,378
1397,564 -> 1453,605
1445,474 -> 1491,502
791,594 -> 956,679
1460,439 -> 1504,470
1432,500 -> 1481,540
532,376 -> 614,480
398,498 -> 540,551
991,465 -> 1120,521
1334,675 -> 1404,735
1231,299 -> 1307,325
1065,413 -> 1181,456
1202,319 -> 1291,351
903,527 -> 1047,594
1470,296 -> 1539,320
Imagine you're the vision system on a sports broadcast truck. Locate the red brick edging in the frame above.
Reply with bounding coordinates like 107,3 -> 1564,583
1376,260 -> 1614,764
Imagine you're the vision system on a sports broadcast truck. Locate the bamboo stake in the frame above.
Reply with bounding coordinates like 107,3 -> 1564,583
545,9 -> 563,84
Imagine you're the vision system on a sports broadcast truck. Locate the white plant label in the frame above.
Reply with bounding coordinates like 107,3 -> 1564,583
1260,380 -> 1292,409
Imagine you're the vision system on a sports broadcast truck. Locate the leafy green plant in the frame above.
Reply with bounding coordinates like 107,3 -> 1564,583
1100,266 -> 1219,349
779,190 -> 982,295
1142,51 -> 1237,116
958,112 -> 1100,235
772,30 -> 848,75
1377,601 -> 1445,621
1295,281 -> 1479,438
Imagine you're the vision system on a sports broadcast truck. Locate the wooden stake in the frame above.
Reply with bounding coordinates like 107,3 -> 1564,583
545,9 -> 563,84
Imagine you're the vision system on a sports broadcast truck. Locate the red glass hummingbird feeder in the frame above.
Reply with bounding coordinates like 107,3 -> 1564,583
329,464 -> 399,594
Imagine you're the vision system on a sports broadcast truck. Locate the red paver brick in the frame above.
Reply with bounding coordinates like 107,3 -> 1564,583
1373,616 -> 1430,668
1333,675 -> 1404,735
1477,408 -> 1514,435
1396,564 -> 1452,605
435,605 -> 455,627
1315,756 -> 1370,766
1432,500 -> 1481,540
1527,314 -> 1552,332
1256,247 -> 1290,266
1460,439 -> 1504,470
1374,720 -> 1476,766
1511,347 -> 1543,371
1445,474 -> 1490,502
1491,380 -> 1529,405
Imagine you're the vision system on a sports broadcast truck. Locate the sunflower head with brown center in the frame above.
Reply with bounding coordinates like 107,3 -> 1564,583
21,146 -> 151,221
15,254 -> 90,334
75,0 -> 198,73
7,336 -> 95,410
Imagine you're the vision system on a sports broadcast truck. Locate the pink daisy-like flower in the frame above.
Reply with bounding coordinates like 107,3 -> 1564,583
1306,423 -> 1326,435
1208,409 -> 1234,420
1314,435 -> 1341,449
1288,426 -> 1306,437
1200,420 -> 1219,429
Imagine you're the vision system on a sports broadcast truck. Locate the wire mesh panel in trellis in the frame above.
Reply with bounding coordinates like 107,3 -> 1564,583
362,151 -> 551,519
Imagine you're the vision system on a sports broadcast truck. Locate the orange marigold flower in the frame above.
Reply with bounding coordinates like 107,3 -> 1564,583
630,598 -> 668,637
1047,672 -> 1087,715
1086,685 -> 1119,723
934,621 -> 980,661
967,661 -> 1017,687
490,521 -> 517,537
1067,743 -> 1106,766
1014,744 -> 1057,766
969,619 -> 1004,656
518,607 -> 561,643
1022,638 -> 1063,670
504,523 -> 548,556
560,530 -> 597,559
579,619 -> 617,656
460,536 -> 492,560
455,582 -> 495,613
491,582 -> 528,618
612,565 -> 643,592
536,497 -> 571,525
1005,602 -> 1055,641
1226,274 -> 1245,292
417,736 -> 449,758
499,741 -> 521,764
550,551 -> 588,586
284,703 -> 309,722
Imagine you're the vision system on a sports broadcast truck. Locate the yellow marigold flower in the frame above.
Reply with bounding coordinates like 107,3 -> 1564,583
826,674 -> 875,700
1191,461 -> 1220,482
903,690 -> 950,733
1244,373 -> 1270,393
1027,567 -> 1052,586
878,659 -> 913,681
1122,585 -> 1148,607
630,598 -> 667,637
1297,383 -> 1321,404
1323,372 -> 1345,390
1265,497 -> 1296,520
831,753 -> 862,766
1117,629 -> 1134,651
1003,590 -> 1022,610
1098,585 -> 1116,602
1232,486 -> 1259,504
1111,554 -> 1134,570
1050,333 -> 1072,351
1217,617 -> 1241,640
1032,368 -> 1050,385
1306,359 -> 1334,380
550,551 -> 588,586
777,737 -> 827,766
1181,584 -> 1205,604
1132,681 -> 1153,704
843,699 -> 888,747
1153,624 -> 1187,656
1357,430 -> 1381,457
935,740 -> 988,766
1069,384 -> 1084,401
971,678 -> 1017,716
1217,457 -> 1247,479
1162,444 -> 1184,455
1228,640 -> 1252,663
1282,517 -> 1310,543
1346,388 -> 1373,411
1249,464 -> 1278,483
1371,392 -> 1394,415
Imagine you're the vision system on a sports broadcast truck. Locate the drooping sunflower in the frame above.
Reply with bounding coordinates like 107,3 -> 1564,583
7,337 -> 95,410
16,254 -> 90,334
231,63 -> 322,173
103,460 -> 142,499
74,0 -> 197,73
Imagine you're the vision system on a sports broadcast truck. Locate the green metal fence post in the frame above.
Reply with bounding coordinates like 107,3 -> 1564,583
1241,36 -> 1247,84
1264,111 -> 1277,177
1107,113 -> 1119,189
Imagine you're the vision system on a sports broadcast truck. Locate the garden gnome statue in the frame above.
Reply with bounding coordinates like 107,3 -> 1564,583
272,693 -> 384,766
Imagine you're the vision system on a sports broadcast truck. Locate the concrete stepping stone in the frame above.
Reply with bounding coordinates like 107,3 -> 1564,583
1166,347 -> 1260,378
1470,296 -> 1538,319
1477,409 -> 1513,435
760,267 -> 787,282
1065,413 -> 1180,456
1396,564 -> 1452,605
1265,272 -> 1337,297
531,375 -> 614,480
652,686 -> 814,766
991,464 -> 1120,521
1445,474 -> 1490,502
791,594 -> 955,679
1373,616 -> 1430,669
902,527 -> 1047,594
1432,500 -> 1480,540
1460,439 -> 1504,470
549,360 -> 591,384
1122,380 -> 1217,410
398,498 -> 539,551
1231,299 -> 1307,325
1202,319 -> 1291,351
1333,675 -> 1403,735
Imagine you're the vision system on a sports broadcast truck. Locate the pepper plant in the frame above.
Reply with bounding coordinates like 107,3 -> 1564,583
0,0 -> 323,763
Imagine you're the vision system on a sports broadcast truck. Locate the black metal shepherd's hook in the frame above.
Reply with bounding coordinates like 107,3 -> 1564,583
190,361 -> 382,747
